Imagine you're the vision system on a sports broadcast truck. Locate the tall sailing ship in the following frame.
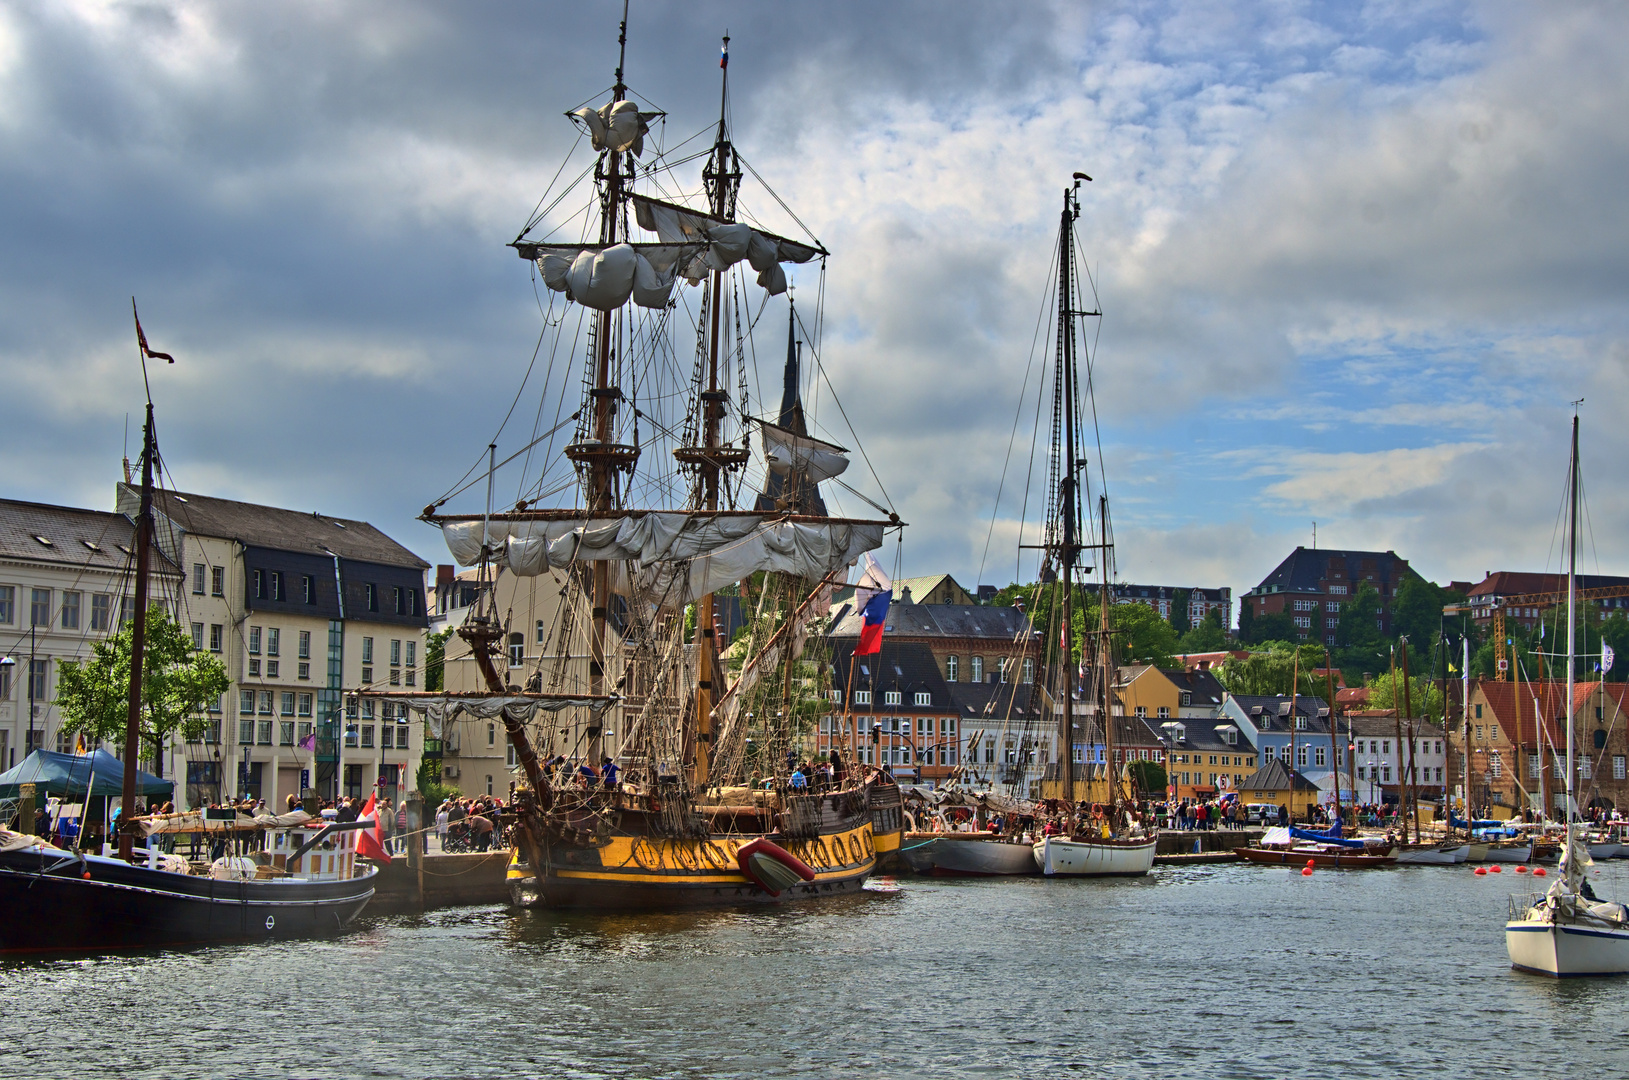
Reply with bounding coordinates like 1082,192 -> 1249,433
407,12 -> 904,910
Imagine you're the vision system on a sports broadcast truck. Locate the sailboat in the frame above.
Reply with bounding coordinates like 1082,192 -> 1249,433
1019,175 -> 1154,878
1505,410 -> 1629,976
0,328 -> 378,952
411,11 -> 903,910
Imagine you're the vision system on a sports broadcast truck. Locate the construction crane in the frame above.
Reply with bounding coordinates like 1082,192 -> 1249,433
1448,585 -> 1629,680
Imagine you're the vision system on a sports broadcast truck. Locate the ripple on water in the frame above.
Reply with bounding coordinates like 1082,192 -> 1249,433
4,861 -> 1629,1078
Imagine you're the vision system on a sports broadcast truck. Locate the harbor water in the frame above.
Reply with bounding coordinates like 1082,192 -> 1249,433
6,860 -> 1629,1079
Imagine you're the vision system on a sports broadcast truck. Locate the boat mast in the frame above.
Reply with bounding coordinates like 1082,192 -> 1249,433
1325,650 -> 1340,827
691,34 -> 742,790
1056,183 -> 1078,806
118,402 -> 156,861
1462,634 -> 1471,826
1566,408 -> 1580,827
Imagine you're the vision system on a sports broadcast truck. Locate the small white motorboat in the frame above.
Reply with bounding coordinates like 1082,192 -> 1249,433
900,833 -> 1039,876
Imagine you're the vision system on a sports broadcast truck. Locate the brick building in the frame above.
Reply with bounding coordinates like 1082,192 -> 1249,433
1243,547 -> 1414,645
1110,583 -> 1231,628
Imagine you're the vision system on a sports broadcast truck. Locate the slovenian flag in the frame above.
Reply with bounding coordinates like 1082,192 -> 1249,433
853,552 -> 891,656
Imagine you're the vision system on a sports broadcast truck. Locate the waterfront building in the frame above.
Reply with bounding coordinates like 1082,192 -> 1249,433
0,498 -> 183,771
1223,693 -> 1356,802
435,563 -> 631,798
1345,714 -> 1448,808
824,640 -> 972,786
827,594 -> 1036,693
1114,666 -> 1227,721
129,486 -> 429,809
1242,547 -> 1414,645
1236,758 -> 1321,819
1110,583 -> 1231,629
1452,678 -> 1629,819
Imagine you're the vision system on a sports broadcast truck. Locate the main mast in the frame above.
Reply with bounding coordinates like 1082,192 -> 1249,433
1056,183 -> 1078,805
1566,409 -> 1580,826
688,35 -> 745,789
118,403 -> 156,861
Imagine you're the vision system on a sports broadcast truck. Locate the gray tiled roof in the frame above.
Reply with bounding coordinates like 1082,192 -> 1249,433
1231,693 -> 1330,734
829,602 -> 1033,642
0,498 -> 178,574
1237,757 -> 1319,792
126,485 -> 428,569
1250,546 -> 1410,595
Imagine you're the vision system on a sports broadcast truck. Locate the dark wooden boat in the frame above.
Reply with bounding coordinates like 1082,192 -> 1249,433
1234,845 -> 1397,868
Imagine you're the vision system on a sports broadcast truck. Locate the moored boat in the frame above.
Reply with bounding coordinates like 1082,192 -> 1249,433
901,832 -> 1040,877
1484,840 -> 1533,863
1396,842 -> 1469,865
1035,834 -> 1157,877
1234,844 -> 1397,868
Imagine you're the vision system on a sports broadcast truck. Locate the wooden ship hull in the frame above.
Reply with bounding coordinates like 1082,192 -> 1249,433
505,793 -> 876,910
1234,845 -> 1397,868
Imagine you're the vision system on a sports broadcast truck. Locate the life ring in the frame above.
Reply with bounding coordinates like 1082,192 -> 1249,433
632,838 -> 661,870
847,833 -> 864,864
672,842 -> 699,871
863,830 -> 875,857
701,842 -> 727,870
812,838 -> 831,869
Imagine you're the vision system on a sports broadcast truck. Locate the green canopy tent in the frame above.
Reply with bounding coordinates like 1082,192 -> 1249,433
0,748 -> 173,800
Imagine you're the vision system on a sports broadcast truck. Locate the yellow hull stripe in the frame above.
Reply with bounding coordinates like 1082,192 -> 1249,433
507,824 -> 878,884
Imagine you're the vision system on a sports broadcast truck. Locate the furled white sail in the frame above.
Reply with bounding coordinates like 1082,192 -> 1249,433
531,243 -> 696,311
440,513 -> 884,603
760,421 -> 850,483
632,194 -> 822,282
570,99 -> 660,157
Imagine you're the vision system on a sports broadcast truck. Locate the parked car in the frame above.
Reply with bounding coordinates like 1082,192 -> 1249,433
1244,803 -> 1277,825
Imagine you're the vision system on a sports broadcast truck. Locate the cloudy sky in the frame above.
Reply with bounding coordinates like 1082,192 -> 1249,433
3,1 -> 1626,608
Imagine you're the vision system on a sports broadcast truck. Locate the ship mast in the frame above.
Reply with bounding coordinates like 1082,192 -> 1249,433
688,34 -> 744,790
117,402 -> 156,861
1056,183 -> 1078,806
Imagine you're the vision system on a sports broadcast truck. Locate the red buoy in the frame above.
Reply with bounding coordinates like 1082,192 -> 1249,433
1306,859 -> 1316,868
1301,867 -> 1313,876
1515,865 -> 1528,873
1534,867 -> 1547,877
1474,866 -> 1487,875
1490,864 -> 1502,873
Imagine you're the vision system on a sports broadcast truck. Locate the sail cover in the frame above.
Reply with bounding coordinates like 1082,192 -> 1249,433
631,193 -> 822,294
570,99 -> 660,157
382,694 -> 615,739
439,513 -> 884,603
759,421 -> 850,483
531,243 -> 698,311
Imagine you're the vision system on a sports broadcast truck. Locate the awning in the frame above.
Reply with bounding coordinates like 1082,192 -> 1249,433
0,749 -> 173,800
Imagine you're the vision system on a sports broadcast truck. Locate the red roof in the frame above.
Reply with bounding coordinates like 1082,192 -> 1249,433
1476,679 -> 1620,747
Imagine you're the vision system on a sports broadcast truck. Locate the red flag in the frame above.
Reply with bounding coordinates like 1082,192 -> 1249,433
355,793 -> 392,864
132,300 -> 174,363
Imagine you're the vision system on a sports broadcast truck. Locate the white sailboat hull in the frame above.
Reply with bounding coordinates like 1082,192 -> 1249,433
1484,842 -> 1533,863
1396,844 -> 1467,865
1588,842 -> 1621,861
901,835 -> 1039,876
1034,836 -> 1156,877
1506,917 -> 1629,977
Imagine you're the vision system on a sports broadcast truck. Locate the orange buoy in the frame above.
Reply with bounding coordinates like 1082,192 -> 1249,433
1534,867 -> 1547,876
1301,867 -> 1313,876
1306,859 -> 1316,867
81,872 -> 91,880
1515,865 -> 1528,873
1474,867 -> 1487,875
1490,864 -> 1502,873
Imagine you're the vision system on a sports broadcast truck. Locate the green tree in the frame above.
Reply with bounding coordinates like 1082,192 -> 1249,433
1389,574 -> 1444,653
1364,671 -> 1444,720
1111,601 -> 1181,668
1125,759 -> 1167,796
55,604 -> 230,777
424,627 -> 453,692
1178,607 -> 1229,653
1169,589 -> 1191,635
1215,643 -> 1327,698
1247,611 -> 1300,645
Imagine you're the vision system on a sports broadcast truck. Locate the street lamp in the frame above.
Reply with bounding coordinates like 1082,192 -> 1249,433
1160,721 -> 1183,827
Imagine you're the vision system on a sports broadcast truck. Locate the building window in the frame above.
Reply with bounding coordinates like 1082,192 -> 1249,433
189,621 -> 204,649
1297,745 -> 1308,767
298,662 -> 310,680
30,588 -> 51,627
91,593 -> 111,631
390,639 -> 401,666
208,623 -> 222,652
211,566 -> 224,596
239,689 -> 254,714
1491,725 -> 1500,741
407,589 -> 417,616
267,660 -> 279,679
1581,758 -> 1593,780
361,725 -> 374,749
1615,755 -> 1626,780
1022,658 -> 1034,684
854,691 -> 872,705
970,656 -> 984,683
393,586 -> 403,615
914,692 -> 931,706
536,619 -> 547,645
406,642 -> 416,668
270,572 -> 284,602
1529,753 -> 1541,779
1157,706 -> 1170,719
1382,766 -> 1392,783
946,656 -> 958,682
0,585 -> 13,624
239,719 -> 254,745
362,637 -> 374,663
249,626 -> 262,655
362,666 -> 373,684
297,693 -> 313,717
258,719 -> 273,745
366,584 -> 377,612
258,691 -> 274,715
28,658 -> 48,701
61,591 -> 80,630
884,690 -> 902,705
192,563 -> 206,594
302,575 -> 315,604
267,628 -> 281,658
1491,755 -> 1503,778
280,721 -> 295,746
297,630 -> 310,660
389,668 -> 401,686
1475,704 -> 1483,719
1315,746 -> 1326,767
279,692 -> 295,717
248,658 -> 261,677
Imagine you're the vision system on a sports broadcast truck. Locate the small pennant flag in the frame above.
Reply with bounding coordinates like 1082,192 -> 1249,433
1602,644 -> 1616,673
720,37 -> 729,69
133,300 -> 174,363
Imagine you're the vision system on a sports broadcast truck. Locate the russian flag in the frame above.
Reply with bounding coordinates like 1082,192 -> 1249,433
853,552 -> 891,657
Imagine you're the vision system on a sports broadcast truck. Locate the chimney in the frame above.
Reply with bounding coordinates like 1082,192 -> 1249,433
437,564 -> 455,587
900,585 -> 913,605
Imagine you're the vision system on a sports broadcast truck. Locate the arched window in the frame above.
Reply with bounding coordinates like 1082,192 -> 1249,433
1022,658 -> 1034,684
508,633 -> 524,667
970,656 -> 984,683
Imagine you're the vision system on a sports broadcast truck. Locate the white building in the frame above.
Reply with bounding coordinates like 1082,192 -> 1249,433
0,499 -> 183,771
127,486 -> 430,809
